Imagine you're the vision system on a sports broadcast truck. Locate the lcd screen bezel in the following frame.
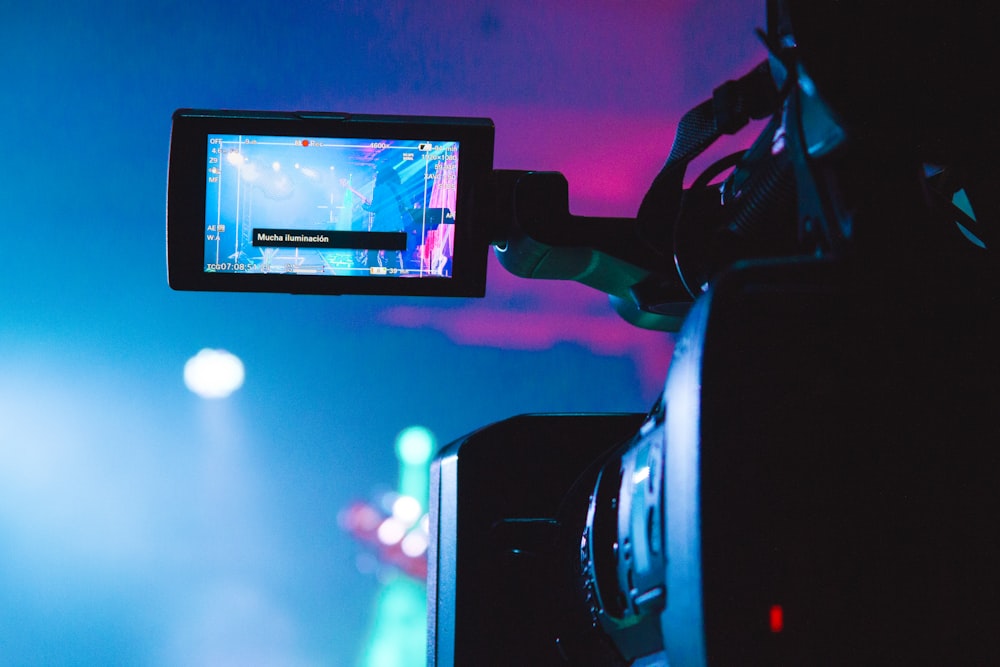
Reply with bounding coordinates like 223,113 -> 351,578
167,109 -> 494,297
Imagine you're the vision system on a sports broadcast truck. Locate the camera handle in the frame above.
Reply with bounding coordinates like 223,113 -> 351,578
488,169 -> 692,331
486,62 -> 778,333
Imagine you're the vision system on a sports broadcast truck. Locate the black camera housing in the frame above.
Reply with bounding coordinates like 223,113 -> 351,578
428,413 -> 647,666
427,256 -> 1000,666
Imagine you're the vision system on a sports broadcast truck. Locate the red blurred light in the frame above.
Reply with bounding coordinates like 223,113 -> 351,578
769,605 -> 784,633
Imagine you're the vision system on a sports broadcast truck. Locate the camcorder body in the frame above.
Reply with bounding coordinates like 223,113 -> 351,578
166,1 -> 999,664
429,259 -> 999,666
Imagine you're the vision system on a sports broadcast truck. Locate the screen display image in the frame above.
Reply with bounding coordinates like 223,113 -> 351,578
205,134 -> 460,279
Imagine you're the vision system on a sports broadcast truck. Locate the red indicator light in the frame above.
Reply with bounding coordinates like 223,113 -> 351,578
769,605 -> 784,633
301,139 -> 310,146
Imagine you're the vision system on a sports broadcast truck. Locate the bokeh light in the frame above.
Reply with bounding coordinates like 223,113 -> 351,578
183,349 -> 245,399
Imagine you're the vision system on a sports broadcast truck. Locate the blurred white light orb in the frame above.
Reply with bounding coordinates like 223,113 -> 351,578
377,517 -> 406,546
401,531 -> 429,557
184,349 -> 245,399
391,495 -> 423,525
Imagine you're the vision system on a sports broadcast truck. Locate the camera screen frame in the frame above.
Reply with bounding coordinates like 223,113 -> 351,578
167,109 -> 494,297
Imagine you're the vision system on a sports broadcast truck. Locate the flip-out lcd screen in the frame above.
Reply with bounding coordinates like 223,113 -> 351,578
167,110 -> 493,297
206,134 -> 460,279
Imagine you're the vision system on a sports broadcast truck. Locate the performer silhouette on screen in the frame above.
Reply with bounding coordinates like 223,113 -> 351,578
338,174 -> 372,267
364,160 -> 407,272
340,175 -> 370,230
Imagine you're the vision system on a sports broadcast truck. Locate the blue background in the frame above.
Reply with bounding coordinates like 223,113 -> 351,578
1,1 -> 762,664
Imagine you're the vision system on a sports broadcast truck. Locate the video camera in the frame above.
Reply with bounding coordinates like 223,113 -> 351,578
167,1 -> 999,664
